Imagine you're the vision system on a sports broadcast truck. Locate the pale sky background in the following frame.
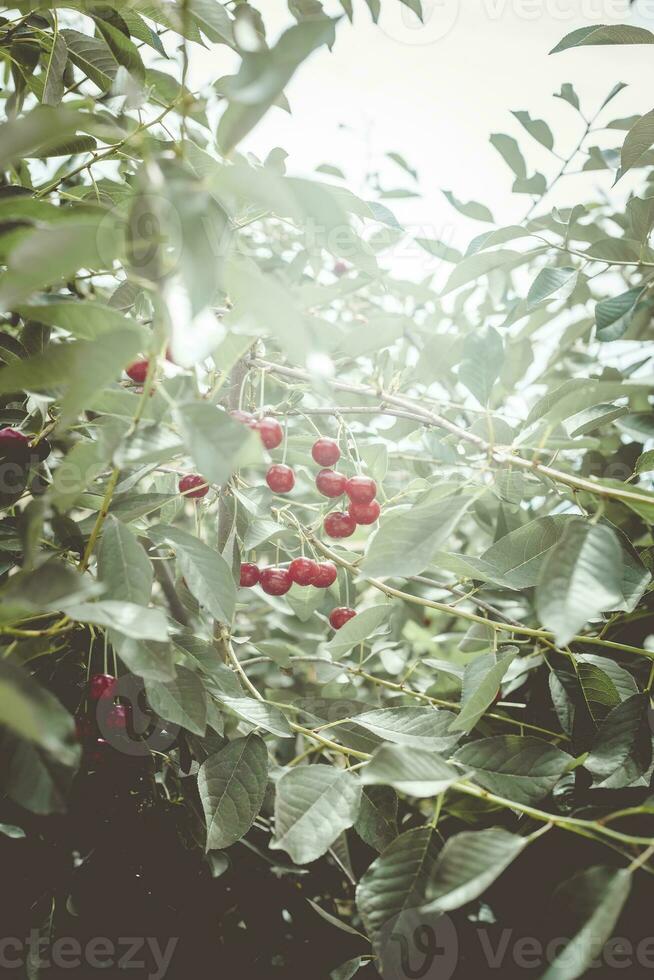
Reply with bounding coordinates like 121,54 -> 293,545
192,0 -> 654,254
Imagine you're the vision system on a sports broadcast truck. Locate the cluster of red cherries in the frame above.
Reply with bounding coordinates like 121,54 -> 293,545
228,417 -> 382,630
75,673 -> 129,760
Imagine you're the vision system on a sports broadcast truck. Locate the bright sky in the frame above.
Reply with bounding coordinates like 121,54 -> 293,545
193,0 -> 654,253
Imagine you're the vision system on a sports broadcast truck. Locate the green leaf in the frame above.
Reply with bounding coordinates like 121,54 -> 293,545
218,18 -> 337,152
490,133 -> 526,179
148,525 -> 236,624
511,110 -> 554,150
354,786 -> 398,852
362,487 -> 484,579
356,827 -> 441,955
442,249 -> 522,295
450,649 -> 518,734
0,105 -> 83,168
542,867 -> 631,980
198,734 -> 268,850
16,298 -> 145,342
350,707 -> 461,752
175,402 -> 261,487
325,605 -> 390,659
271,766 -> 362,864
458,325 -> 504,405
218,696 -> 293,738
422,828 -> 527,913
617,108 -> 654,180
190,0 -> 234,44
551,24 -> 654,53
98,516 -> 153,606
61,28 -> 118,90
0,218 -> 123,312
0,662 -> 78,766
442,190 -> 494,223
536,520 -> 623,644
527,266 -> 577,309
145,666 -> 207,736
61,600 -> 168,641
361,745 -> 461,797
453,736 -> 574,806
585,693 -> 651,782
42,33 -> 68,107
635,449 -> 654,475
595,287 -> 643,342
415,238 -> 462,263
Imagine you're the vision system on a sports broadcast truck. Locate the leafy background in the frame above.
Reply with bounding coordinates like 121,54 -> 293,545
0,3 -> 653,979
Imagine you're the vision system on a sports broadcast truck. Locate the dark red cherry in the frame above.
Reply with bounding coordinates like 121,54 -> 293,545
179,474 -> 209,498
89,674 -> 117,701
316,469 -> 346,498
313,561 -> 338,588
324,511 -> 356,539
289,557 -> 319,587
105,704 -> 129,731
345,475 -> 377,504
0,427 -> 30,450
260,567 -> 292,596
333,260 -> 349,277
266,464 -> 295,494
75,716 -> 93,742
348,499 -> 381,525
329,607 -> 356,630
312,438 -> 340,467
240,562 -> 260,587
125,359 -> 149,383
256,417 -> 283,450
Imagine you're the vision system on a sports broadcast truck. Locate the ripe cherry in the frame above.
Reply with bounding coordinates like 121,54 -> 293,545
89,674 -> 117,701
329,607 -> 356,630
0,427 -> 29,450
348,499 -> 381,525
313,561 -> 338,588
105,704 -> 129,731
316,469 -> 346,498
230,409 -> 257,429
256,417 -> 283,450
266,464 -> 295,494
312,438 -> 340,467
345,475 -> 377,504
125,359 -> 149,383
179,474 -> 209,499
240,562 -> 260,587
260,567 -> 292,596
324,511 -> 357,539
289,557 -> 319,586
333,260 -> 349,277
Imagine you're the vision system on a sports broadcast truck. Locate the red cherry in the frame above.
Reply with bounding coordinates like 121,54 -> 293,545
256,417 -> 283,450
348,499 -> 381,525
313,561 -> 338,588
105,704 -> 129,731
125,359 -> 149,383
312,438 -> 340,467
260,567 -> 292,596
179,474 -> 209,499
0,427 -> 30,448
289,557 -> 319,586
89,674 -> 117,701
329,607 -> 356,630
324,511 -> 356,539
345,476 -> 377,504
240,562 -> 260,587
333,260 -> 349,278
316,469 -> 346,498
266,464 -> 295,494
230,409 -> 257,429
88,738 -> 111,765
